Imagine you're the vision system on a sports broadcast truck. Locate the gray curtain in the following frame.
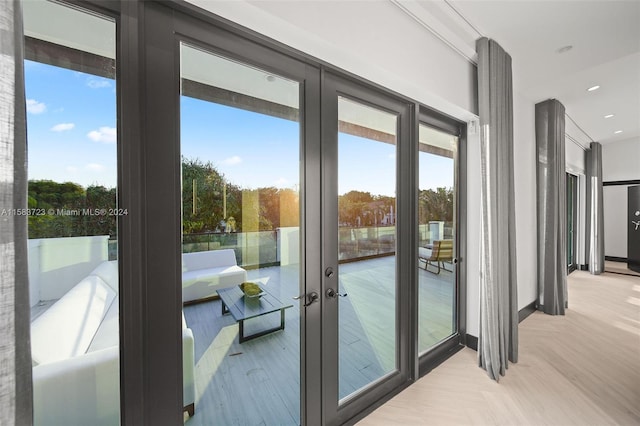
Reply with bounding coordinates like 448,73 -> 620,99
0,1 -> 33,424
535,99 -> 567,315
476,37 -> 518,381
586,142 -> 605,274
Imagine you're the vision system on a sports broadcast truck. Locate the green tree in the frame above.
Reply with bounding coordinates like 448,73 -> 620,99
83,185 -> 117,237
338,190 -> 374,226
418,187 -> 454,224
181,157 -> 241,233
28,180 -> 86,238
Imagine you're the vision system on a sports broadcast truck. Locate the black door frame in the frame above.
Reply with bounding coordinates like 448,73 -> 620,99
47,1 -> 468,424
416,109 -> 467,376
320,70 -> 414,425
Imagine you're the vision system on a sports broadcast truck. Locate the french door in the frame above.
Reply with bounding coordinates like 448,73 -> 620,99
320,73 -> 413,424
171,10 -> 320,426
137,2 -> 461,424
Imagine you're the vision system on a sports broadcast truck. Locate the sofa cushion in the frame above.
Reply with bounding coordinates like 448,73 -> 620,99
90,260 -> 119,293
87,296 -> 119,353
182,265 -> 247,302
183,249 -> 238,271
32,275 -> 116,365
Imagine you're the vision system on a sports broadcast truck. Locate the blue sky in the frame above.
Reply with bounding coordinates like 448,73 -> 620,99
25,61 -> 453,196
25,60 -> 117,188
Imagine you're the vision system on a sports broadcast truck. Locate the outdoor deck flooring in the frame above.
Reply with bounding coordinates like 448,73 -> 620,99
27,256 -> 454,425
183,256 -> 455,425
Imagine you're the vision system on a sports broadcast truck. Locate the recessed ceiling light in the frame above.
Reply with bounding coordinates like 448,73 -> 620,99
265,75 -> 276,82
614,130 -> 623,134
604,114 -> 614,119
556,45 -> 573,54
587,85 -> 600,92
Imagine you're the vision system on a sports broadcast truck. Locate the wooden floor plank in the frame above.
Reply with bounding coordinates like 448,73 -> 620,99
359,271 -> 640,426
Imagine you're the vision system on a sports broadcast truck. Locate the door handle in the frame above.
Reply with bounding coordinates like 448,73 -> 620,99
326,288 -> 347,298
293,291 -> 319,307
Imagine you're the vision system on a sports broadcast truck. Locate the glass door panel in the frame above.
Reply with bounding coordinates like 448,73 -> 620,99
417,124 -> 458,354
337,96 -> 398,401
24,2 -> 120,424
180,43 -> 301,424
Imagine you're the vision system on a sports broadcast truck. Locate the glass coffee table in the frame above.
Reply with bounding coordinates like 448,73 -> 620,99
217,285 -> 293,343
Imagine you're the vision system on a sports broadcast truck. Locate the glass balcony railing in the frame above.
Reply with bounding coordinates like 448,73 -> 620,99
338,225 -> 396,262
182,230 -> 279,268
89,223 -> 454,266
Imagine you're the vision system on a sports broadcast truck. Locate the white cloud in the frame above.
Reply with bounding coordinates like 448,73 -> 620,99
85,163 -> 106,172
87,127 -> 116,143
26,99 -> 46,114
275,177 -> 289,186
222,155 -> 242,165
51,123 -> 75,132
86,78 -> 112,89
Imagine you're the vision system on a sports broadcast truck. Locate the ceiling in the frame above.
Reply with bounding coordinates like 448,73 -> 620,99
199,0 -> 639,146
448,0 -> 640,145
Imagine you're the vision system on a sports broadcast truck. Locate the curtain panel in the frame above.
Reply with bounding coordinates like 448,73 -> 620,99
586,142 -> 605,274
535,99 -> 567,315
0,0 -> 33,424
476,37 -> 518,381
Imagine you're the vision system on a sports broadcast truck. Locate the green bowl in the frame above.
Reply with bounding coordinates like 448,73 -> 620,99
239,282 -> 264,298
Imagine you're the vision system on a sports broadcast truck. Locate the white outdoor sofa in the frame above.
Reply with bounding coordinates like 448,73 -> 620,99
31,261 -> 196,425
182,249 -> 247,303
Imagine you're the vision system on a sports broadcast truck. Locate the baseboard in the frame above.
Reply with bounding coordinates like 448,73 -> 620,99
605,256 -> 627,263
603,179 -> 640,186
465,334 -> 478,351
466,302 -> 537,352
518,301 -> 537,323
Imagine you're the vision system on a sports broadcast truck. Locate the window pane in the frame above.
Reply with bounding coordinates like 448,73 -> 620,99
180,43 -> 301,424
338,96 -> 397,401
418,124 -> 457,354
24,2 -> 120,424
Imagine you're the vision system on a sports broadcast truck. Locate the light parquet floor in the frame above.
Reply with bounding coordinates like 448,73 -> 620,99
359,270 -> 640,426
605,260 -> 640,277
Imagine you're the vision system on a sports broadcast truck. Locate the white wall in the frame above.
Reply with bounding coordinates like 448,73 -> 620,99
185,0 -> 542,337
566,140 -> 586,175
28,236 -> 109,304
513,91 -> 537,311
187,0 -> 478,121
277,227 -> 300,265
602,137 -> 640,258
465,130 -> 481,336
602,138 -> 640,181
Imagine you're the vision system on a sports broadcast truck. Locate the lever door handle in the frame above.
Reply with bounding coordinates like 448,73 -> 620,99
293,291 -> 319,307
326,288 -> 347,299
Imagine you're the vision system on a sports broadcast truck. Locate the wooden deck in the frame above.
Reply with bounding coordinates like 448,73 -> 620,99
184,257 -> 455,425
